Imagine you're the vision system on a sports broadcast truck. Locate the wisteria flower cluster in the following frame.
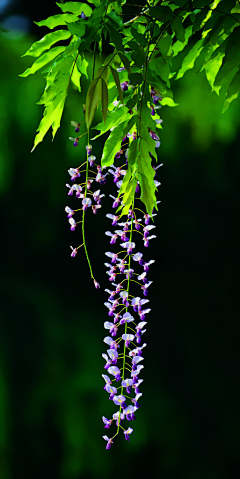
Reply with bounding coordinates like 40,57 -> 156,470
65,121 -> 108,288
101,124 -> 162,448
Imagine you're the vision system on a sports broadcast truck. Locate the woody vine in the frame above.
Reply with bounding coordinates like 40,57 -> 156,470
20,0 -> 240,448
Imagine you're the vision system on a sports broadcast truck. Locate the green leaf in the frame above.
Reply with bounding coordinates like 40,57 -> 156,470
160,97 -> 178,107
22,30 -> 72,58
126,94 -> 140,110
130,24 -> 147,47
71,62 -> 81,91
172,25 -> 193,56
107,10 -> 124,29
101,115 -> 138,167
223,70 -> 240,111
107,21 -> 124,53
121,175 -> 137,216
129,72 -> 143,85
37,68 -> 70,105
34,13 -> 79,29
31,91 -> 66,151
19,46 -> 66,77
118,52 -> 132,74
127,139 -> 139,167
91,106 -> 129,139
149,54 -> 171,86
214,38 -> 240,87
176,39 -> 204,80
171,16 -> 185,43
43,53 -> 76,76
101,78 -> 108,123
127,40 -> 146,63
95,65 -> 111,84
201,52 -> 225,94
138,139 -> 157,215
85,78 -> 102,130
157,33 -> 172,59
66,20 -> 86,37
149,6 -> 173,22
140,124 -> 158,161
56,2 -> 92,16
110,66 -> 123,103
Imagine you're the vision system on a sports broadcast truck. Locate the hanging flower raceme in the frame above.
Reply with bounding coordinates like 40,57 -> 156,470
65,121 -> 108,289
101,140 -> 162,448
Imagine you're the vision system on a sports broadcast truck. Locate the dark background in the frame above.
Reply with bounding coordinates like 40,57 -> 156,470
0,1 -> 240,478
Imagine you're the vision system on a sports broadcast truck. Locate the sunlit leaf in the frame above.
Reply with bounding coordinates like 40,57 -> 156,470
91,107 -> 130,139
37,68 -> 70,105
101,115 -> 138,167
34,13 -> 79,29
66,20 -> 86,37
19,46 -> 66,77
160,97 -> 179,107
56,1 -> 92,16
22,30 -> 72,58
176,39 -> 204,80
138,139 -> 157,215
31,91 -> 66,151
71,62 -> 81,91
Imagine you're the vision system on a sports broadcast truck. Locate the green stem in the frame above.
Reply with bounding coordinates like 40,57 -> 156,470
116,217 -> 133,434
81,130 -> 94,280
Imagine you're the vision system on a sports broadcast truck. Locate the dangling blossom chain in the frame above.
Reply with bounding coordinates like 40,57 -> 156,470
65,121 -> 108,289
102,101 -> 163,448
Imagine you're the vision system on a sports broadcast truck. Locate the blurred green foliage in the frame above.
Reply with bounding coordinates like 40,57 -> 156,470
0,26 -> 239,479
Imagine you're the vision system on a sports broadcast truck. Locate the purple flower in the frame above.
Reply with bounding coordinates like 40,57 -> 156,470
102,416 -> 113,429
69,136 -> 79,147
102,435 -> 113,449
105,252 -> 118,264
88,155 -> 96,167
109,195 -> 121,208
143,260 -> 155,272
82,197 -> 92,211
108,366 -> 121,381
70,246 -> 77,257
149,130 -> 160,141
113,395 -> 126,408
122,378 -> 133,394
120,312 -> 134,325
106,214 -> 118,226
151,107 -> 155,116
123,427 -> 133,441
81,11 -> 87,19
68,168 -> 80,181
120,81 -> 128,91
120,241 -> 136,255
68,217 -> 76,231
85,144 -> 92,156
71,120 -> 81,132
139,308 -> 151,320
122,333 -> 135,347
105,231 -> 118,245
65,206 -> 74,218
103,336 -> 119,350
123,405 -> 136,421
106,384 -> 118,399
